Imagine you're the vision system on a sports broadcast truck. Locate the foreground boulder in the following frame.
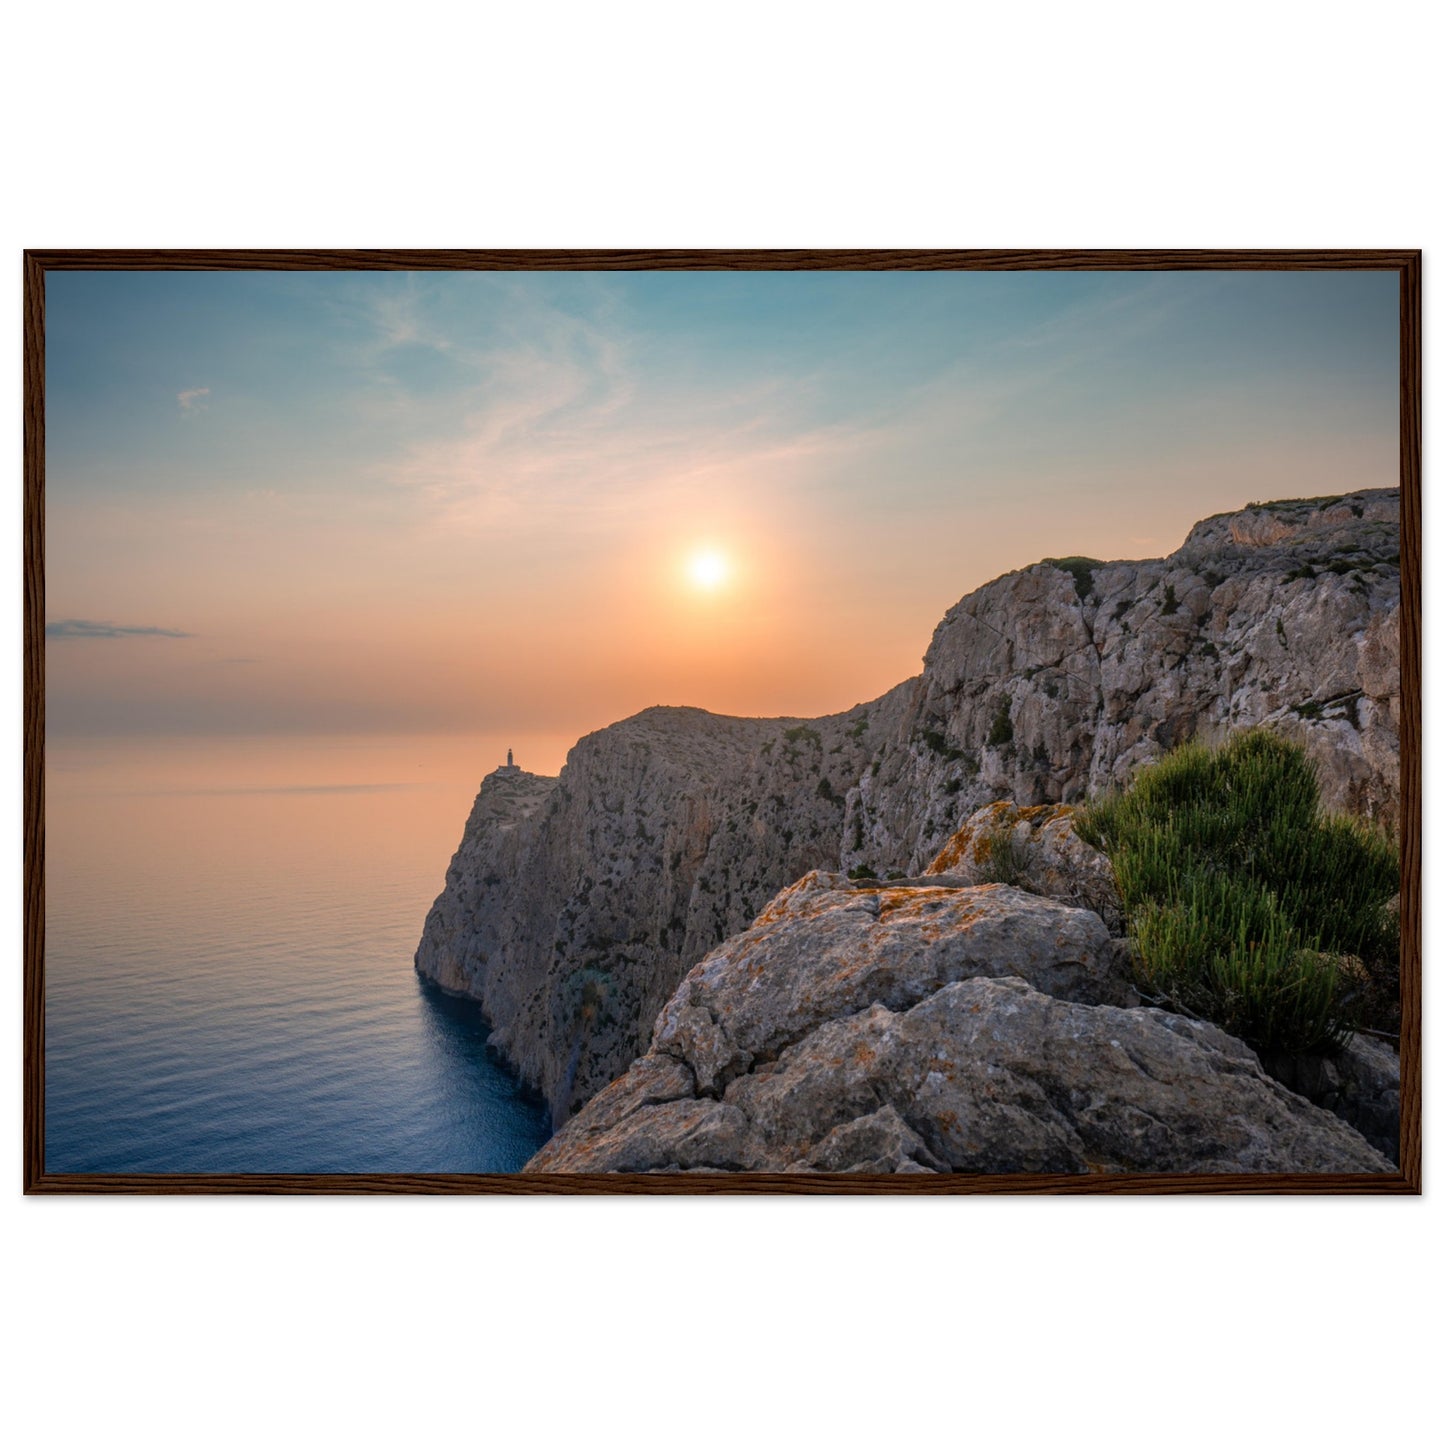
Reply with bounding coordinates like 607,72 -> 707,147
640,870 -> 1136,1100
924,800 -> 1123,933
525,873 -> 1391,1175
1260,1034 -> 1401,1164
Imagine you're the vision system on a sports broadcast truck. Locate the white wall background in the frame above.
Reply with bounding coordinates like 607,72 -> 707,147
3,5 -> 1439,1440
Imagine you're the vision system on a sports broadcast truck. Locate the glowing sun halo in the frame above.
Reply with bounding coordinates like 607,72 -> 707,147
687,549 -> 731,591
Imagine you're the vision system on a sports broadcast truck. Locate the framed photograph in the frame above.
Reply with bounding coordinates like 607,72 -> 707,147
22,249 -> 1421,1194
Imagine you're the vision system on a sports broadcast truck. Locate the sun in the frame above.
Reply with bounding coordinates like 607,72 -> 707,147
686,548 -> 731,591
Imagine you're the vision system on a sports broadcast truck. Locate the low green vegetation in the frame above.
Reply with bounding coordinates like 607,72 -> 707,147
920,727 -> 966,762
1077,731 -> 1399,1056
985,702 -> 1014,749
974,816 -> 1032,891
1043,556 -> 1101,601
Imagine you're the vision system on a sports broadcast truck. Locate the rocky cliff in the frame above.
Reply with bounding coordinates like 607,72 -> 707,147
416,489 -> 1401,1126
844,488 -> 1400,876
415,692 -> 914,1119
528,860 -> 1392,1176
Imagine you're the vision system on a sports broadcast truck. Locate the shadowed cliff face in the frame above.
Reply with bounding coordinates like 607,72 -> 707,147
416,488 -> 1401,1123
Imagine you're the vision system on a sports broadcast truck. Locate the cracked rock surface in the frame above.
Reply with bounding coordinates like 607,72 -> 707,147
526,873 -> 1391,1175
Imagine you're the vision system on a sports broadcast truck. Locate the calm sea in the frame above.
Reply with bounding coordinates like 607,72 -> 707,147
43,733 -> 569,1174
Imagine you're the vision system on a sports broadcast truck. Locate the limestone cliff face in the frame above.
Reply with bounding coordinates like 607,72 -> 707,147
415,696 -> 912,1120
413,766 -> 559,998
416,489 -> 1401,1123
843,488 -> 1400,875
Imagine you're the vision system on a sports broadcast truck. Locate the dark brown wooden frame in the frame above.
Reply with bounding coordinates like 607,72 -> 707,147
22,249 -> 1422,1195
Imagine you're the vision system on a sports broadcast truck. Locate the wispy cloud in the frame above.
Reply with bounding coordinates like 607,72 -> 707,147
177,386 -> 210,412
390,382 -> 858,538
47,619 -> 193,640
366,280 -> 865,533
1001,276 -> 1182,358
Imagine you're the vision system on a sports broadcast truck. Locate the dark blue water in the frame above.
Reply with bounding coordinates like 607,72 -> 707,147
44,736 -> 552,1173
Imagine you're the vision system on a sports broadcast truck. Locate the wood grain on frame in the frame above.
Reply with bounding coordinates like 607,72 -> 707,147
22,248 -> 1423,273
21,249 -> 1423,1196
23,251 -> 46,1196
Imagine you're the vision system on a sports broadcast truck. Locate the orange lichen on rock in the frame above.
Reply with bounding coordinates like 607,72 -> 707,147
924,799 -> 1081,876
1017,803 -> 1069,824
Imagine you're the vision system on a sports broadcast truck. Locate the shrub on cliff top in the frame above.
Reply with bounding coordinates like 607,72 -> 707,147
1043,556 -> 1101,601
1077,730 -> 1399,1055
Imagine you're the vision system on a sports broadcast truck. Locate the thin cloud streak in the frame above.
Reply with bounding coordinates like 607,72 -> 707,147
392,390 -> 864,536
47,619 -> 193,641
177,387 -> 210,412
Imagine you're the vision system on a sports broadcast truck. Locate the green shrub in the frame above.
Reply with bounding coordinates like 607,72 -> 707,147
1043,556 -> 1100,600
974,817 -> 1032,890
1078,731 -> 1398,1055
986,703 -> 1014,749
920,727 -> 965,762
